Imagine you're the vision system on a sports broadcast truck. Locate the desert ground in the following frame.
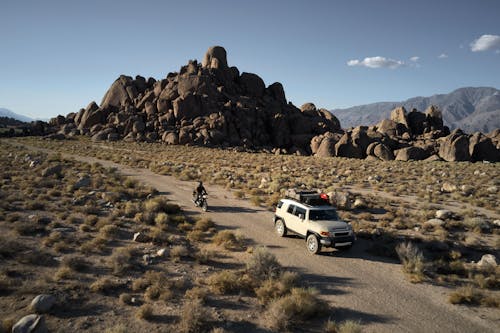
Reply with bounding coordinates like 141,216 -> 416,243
1,136 -> 499,333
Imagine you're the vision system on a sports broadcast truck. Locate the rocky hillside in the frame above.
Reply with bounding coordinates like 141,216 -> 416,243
51,46 -> 341,155
332,87 -> 500,133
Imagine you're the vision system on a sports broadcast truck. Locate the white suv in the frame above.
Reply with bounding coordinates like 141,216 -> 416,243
273,190 -> 355,254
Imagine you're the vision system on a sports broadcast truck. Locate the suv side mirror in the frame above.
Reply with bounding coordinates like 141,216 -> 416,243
298,213 -> 304,220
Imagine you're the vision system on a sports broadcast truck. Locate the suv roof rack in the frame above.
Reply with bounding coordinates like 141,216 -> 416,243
285,189 -> 330,206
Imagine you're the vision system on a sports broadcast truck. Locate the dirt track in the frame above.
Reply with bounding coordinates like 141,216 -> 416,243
12,143 -> 500,332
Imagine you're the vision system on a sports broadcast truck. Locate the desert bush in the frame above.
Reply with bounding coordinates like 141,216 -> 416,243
212,230 -> 242,250
104,324 -> 128,333
194,218 -> 215,232
255,271 -> 299,304
0,318 -> 14,333
99,224 -> 119,239
395,242 -> 425,282
261,287 -> 327,331
195,248 -> 214,264
178,298 -> 211,333
449,285 -> 482,305
170,245 -> 189,262
207,271 -> 241,295
187,230 -> 205,242
185,286 -> 208,303
119,293 -> 133,305
109,247 -> 135,275
246,247 -> 281,282
132,271 -> 165,291
90,277 -> 123,294
62,255 -> 88,272
338,320 -> 364,333
136,304 -> 153,321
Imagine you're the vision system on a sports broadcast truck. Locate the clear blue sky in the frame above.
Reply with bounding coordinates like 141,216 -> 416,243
1,0 -> 499,119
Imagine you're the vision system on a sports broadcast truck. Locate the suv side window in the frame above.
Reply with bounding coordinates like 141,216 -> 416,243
287,204 -> 296,214
294,207 -> 306,219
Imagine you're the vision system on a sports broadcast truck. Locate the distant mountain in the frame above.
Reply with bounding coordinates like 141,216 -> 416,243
332,87 -> 500,133
0,108 -> 32,123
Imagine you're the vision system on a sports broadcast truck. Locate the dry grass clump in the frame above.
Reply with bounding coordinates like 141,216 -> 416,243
206,270 -> 242,295
119,293 -> 134,305
99,224 -> 119,239
90,277 -> 123,294
261,287 -> 328,331
132,271 -> 166,291
194,218 -> 215,232
246,247 -> 282,282
185,286 -> 208,303
178,298 -> 211,333
255,271 -> 300,304
104,324 -> 128,333
395,242 -> 425,283
212,230 -> 243,250
170,245 -> 189,262
109,247 -> 136,275
62,255 -> 88,272
0,318 -> 15,333
136,304 -> 154,321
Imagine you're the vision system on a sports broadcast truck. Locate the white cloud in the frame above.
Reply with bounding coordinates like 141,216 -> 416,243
347,56 -> 404,69
410,56 -> 419,62
438,53 -> 448,59
470,34 -> 500,52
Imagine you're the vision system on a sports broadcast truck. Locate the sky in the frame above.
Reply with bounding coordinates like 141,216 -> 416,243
1,0 -> 499,120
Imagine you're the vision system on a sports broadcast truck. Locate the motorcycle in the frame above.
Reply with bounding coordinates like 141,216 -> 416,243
193,193 -> 208,212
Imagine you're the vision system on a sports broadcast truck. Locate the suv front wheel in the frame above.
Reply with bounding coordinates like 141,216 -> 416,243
275,219 -> 287,237
306,234 -> 321,254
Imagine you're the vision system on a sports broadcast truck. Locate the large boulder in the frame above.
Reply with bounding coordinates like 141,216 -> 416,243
469,132 -> 500,162
202,46 -> 228,69
239,72 -> 265,97
173,94 -> 204,120
373,143 -> 395,161
101,75 -> 134,109
390,107 -> 409,128
315,132 -> 338,157
30,294 -> 56,313
407,108 -> 426,135
438,129 -> 470,162
395,146 -> 428,161
12,314 -> 48,333
335,132 -> 363,158
425,105 -> 444,131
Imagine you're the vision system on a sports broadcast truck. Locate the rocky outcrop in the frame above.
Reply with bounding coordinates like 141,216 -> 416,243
438,129 -> 470,162
54,46 -> 341,154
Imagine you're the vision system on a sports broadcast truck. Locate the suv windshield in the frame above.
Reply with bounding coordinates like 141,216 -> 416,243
309,209 -> 339,221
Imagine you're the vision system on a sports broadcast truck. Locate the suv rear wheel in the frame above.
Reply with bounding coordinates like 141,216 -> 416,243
275,219 -> 287,237
306,234 -> 321,254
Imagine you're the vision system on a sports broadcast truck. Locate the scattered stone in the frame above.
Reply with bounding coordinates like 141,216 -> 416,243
73,175 -> 91,189
487,186 -> 498,194
327,191 -> 351,210
133,232 -> 150,243
353,198 -> 367,209
424,218 -> 445,227
477,254 -> 497,269
156,248 -> 168,257
435,210 -> 452,220
12,314 -> 48,333
460,185 -> 474,196
441,182 -> 457,193
30,294 -> 56,313
492,220 -> 500,227
41,164 -> 62,177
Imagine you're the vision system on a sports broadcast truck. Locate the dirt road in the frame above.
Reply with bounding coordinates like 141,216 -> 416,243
11,143 -> 500,332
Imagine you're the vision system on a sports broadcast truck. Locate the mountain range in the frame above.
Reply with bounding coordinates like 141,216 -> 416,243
0,108 -> 33,123
331,87 -> 500,133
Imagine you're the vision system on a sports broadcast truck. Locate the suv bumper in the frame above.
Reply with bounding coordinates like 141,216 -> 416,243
320,235 -> 355,247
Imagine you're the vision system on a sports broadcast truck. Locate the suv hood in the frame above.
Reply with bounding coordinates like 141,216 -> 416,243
313,220 -> 350,231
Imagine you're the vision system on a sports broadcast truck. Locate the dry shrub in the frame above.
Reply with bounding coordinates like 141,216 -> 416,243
194,218 -> 215,232
246,247 -> 281,282
255,271 -> 299,304
449,285 -> 482,305
132,271 -> 165,291
395,242 -> 425,282
338,320 -> 363,333
90,277 -> 123,294
99,224 -> 119,239
212,230 -> 241,250
136,304 -> 153,321
195,248 -> 215,264
119,293 -> 133,305
54,267 -> 75,281
178,299 -> 211,333
185,286 -> 208,303
170,245 -> 189,262
109,247 -> 135,275
187,230 -> 205,242
104,324 -> 128,333
0,318 -> 15,333
62,255 -> 88,272
207,271 -> 242,295
261,287 -> 327,331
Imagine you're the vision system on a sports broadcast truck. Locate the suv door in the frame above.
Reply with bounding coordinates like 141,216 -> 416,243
285,204 -> 307,237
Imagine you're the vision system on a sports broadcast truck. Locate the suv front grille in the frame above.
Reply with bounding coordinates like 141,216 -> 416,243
334,232 -> 349,237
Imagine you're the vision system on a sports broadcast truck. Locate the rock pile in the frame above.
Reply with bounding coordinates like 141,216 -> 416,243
310,106 -> 500,162
41,46 -> 499,162
51,46 -> 341,155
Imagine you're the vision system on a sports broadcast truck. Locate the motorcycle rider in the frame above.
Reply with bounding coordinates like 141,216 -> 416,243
194,181 -> 207,204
